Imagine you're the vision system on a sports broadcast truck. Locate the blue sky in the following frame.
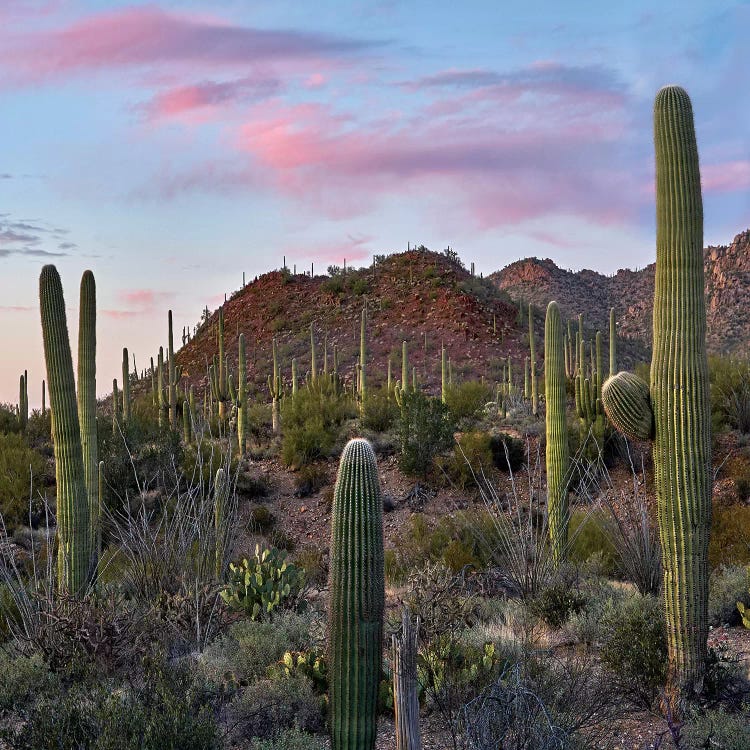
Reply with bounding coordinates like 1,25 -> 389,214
0,0 -> 748,405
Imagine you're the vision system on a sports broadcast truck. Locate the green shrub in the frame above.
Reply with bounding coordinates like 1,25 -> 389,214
0,402 -> 21,434
683,706 -> 750,749
0,651 -> 56,710
444,381 -> 492,425
488,433 -> 526,473
0,432 -> 49,530
530,578 -> 588,629
250,729 -> 327,750
228,673 -> 323,741
398,390 -> 455,478
709,565 -> 750,626
568,510 -> 620,577
599,593 -> 667,707
281,380 -> 355,468
710,355 -> 750,433
293,464 -> 328,498
202,610 -> 320,684
293,546 -> 327,587
446,431 -> 494,489
221,546 -> 305,620
709,505 -> 750,568
249,505 -> 276,533
361,388 -> 399,433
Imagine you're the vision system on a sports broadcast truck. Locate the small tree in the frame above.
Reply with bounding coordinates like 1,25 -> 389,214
398,391 -> 455,479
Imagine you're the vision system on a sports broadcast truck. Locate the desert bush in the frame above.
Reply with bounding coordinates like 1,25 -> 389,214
0,650 -> 56,710
682,706 -> 750,749
293,463 -> 328,498
250,729 -> 327,750
530,570 -> 588,629
221,546 -> 305,621
446,432 -> 494,490
293,546 -> 327,587
281,379 -> 355,468
398,390 -> 455,478
561,579 -> 628,647
709,564 -> 750,626
0,402 -> 21,434
360,388 -> 399,432
710,355 -> 750,433
568,510 -> 620,577
709,504 -> 750,568
0,432 -> 48,530
248,504 -> 276,533
227,673 -> 323,742
236,470 -> 272,501
201,610 -> 321,684
487,433 -> 525,473
444,381 -> 492,425
599,593 -> 667,708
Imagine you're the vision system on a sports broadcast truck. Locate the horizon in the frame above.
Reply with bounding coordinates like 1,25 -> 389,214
1,1 -> 748,406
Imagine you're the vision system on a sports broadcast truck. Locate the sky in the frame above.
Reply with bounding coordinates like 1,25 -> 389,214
1,0 -> 748,406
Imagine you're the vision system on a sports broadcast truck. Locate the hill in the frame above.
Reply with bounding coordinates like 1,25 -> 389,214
491,228 -> 750,356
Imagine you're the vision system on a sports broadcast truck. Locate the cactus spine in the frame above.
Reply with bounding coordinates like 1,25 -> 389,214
653,86 -> 711,704
329,439 -> 384,750
545,302 -> 570,566
40,265 -> 91,594
78,271 -> 98,558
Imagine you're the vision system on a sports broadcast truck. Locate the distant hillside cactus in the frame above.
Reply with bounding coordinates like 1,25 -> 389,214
401,341 -> 409,393
441,344 -> 447,403
545,301 -> 570,566
329,438 -> 384,750
237,333 -> 247,455
40,265 -> 92,595
604,86 -> 711,707
18,372 -> 28,431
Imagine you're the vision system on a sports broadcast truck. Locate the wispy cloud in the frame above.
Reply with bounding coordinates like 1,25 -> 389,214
0,216 -> 75,257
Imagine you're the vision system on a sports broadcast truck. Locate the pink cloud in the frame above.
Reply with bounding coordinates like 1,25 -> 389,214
702,160 -> 750,193
1,6 -> 376,85
118,288 -> 174,307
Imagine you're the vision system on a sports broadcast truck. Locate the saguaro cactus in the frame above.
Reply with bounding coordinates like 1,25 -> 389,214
237,333 -> 247,455
603,86 -> 711,707
360,306 -> 367,404
40,265 -> 91,595
168,310 -> 177,428
545,301 -> 570,566
329,438 -> 384,750
268,337 -> 281,434
78,271 -> 98,558
401,341 -> 408,393
528,303 -> 538,415
441,344 -> 447,403
121,347 -> 131,424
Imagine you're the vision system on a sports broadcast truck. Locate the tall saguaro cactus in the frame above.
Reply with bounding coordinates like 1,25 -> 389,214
237,333 -> 248,455
40,265 -> 91,595
602,86 -> 711,707
168,310 -> 177,428
528,303 -> 538,415
121,347 -> 131,424
77,271 -> 98,559
329,438 -> 384,750
360,306 -> 367,404
268,337 -> 281,434
545,301 -> 570,566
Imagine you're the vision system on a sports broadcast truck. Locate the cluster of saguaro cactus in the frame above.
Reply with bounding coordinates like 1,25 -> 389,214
602,86 -> 711,708
328,438 -> 384,750
545,302 -> 570,566
39,265 -> 95,594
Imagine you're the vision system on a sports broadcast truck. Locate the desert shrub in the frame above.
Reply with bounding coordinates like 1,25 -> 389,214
281,380 -> 355,468
0,432 -> 48,530
682,706 -> 750,749
246,402 -> 273,441
24,409 -> 52,453
293,464 -> 328,497
710,356 -> 750,433
249,504 -> 276,533
361,388 -> 399,432
561,579 -> 628,647
250,729 -> 327,750
530,571 -> 588,629
709,505 -> 750,568
320,275 -> 344,296
181,440 -> 236,487
709,565 -> 750,626
1,655 -> 221,750
236,471 -> 272,500
0,402 -> 21,434
201,610 -> 320,684
568,511 -> 620,577
0,651 -> 56,711
447,432 -> 494,489
488,433 -> 525,473
228,673 -> 323,742
599,593 -> 667,708
398,390 -> 455,478
349,277 -> 370,296
221,546 -> 305,620
444,381 -> 492,425
293,546 -> 327,587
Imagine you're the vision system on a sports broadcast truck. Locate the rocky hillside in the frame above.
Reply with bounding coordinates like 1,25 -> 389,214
490,229 -> 750,356
176,249 -> 532,397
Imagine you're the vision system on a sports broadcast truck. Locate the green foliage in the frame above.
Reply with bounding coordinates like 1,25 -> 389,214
293,546 -> 327,587
249,504 -> 276,533
360,388 -> 399,432
568,510 -> 620,577
398,390 -> 455,478
281,379 -> 355,468
250,729 -> 327,750
708,565 -> 750,626
709,355 -> 750,433
273,649 -> 328,695
444,380 -> 492,425
709,504 -> 750,568
0,651 -> 56,710
488,433 -> 525,473
530,577 -> 588,629
682,707 -> 750,750
599,593 -> 667,707
220,545 -> 305,620
0,432 -> 48,530
0,402 -> 22,435
446,431 -> 494,489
